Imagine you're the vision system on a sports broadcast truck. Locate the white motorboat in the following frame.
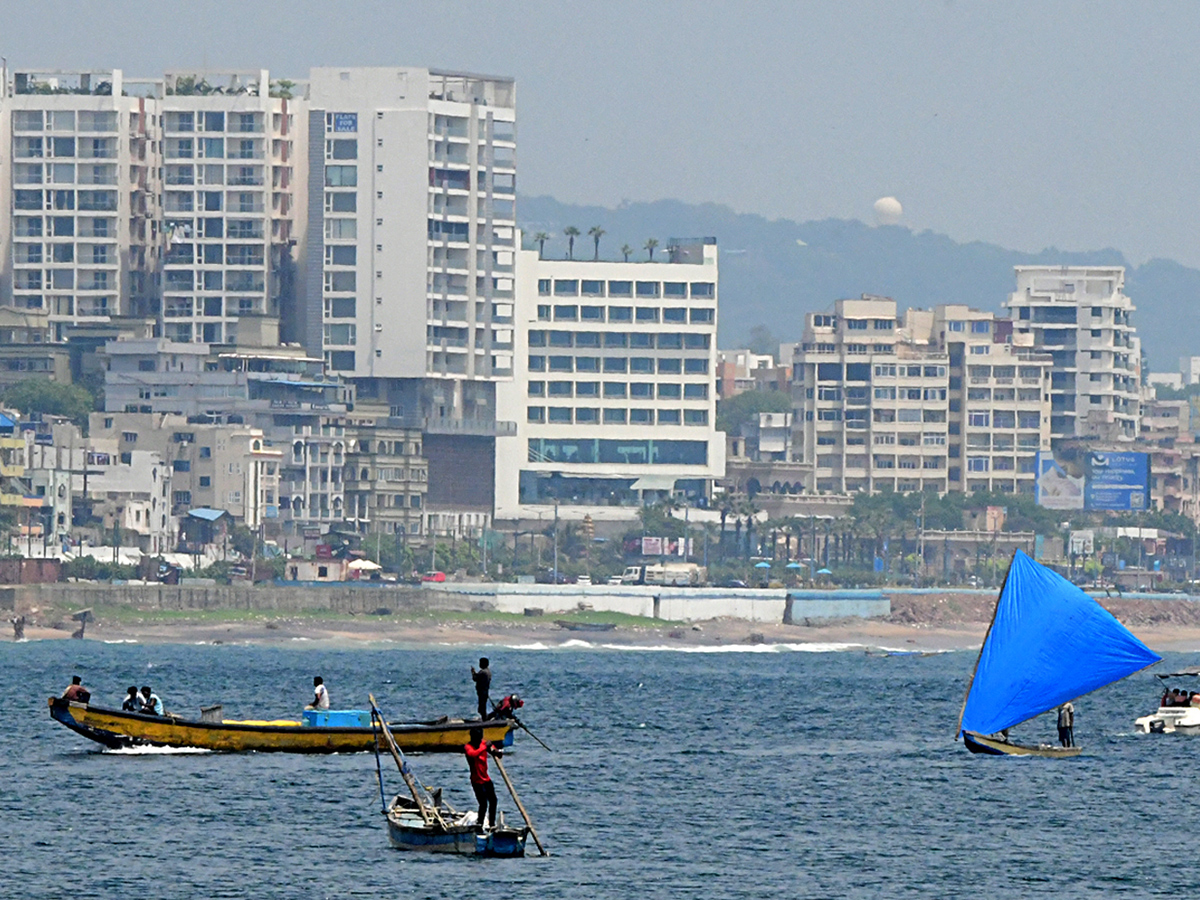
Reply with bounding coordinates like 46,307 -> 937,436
1135,667 -> 1200,734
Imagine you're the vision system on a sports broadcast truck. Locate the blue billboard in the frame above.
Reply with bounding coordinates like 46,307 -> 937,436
1035,450 -> 1149,511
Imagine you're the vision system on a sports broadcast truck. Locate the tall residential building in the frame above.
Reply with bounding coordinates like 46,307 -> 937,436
792,296 -> 1051,495
159,70 -> 302,347
494,239 -> 724,521
1005,266 -> 1141,442
0,68 -> 159,339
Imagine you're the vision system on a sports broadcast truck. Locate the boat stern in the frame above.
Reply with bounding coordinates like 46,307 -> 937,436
1135,706 -> 1200,734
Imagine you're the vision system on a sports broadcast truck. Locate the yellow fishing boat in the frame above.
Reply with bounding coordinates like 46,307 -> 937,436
47,698 -> 515,754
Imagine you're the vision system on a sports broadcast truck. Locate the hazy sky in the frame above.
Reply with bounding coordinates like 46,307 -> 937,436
8,1 -> 1200,264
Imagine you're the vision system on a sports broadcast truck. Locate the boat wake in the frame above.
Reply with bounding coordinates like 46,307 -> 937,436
99,745 -> 213,756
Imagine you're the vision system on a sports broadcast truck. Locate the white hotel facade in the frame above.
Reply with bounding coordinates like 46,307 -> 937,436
494,240 -> 725,521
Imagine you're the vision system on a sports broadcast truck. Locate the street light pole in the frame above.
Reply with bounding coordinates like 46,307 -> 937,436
552,500 -> 559,584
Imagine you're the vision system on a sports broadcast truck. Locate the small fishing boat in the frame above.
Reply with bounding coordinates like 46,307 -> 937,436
48,698 -> 515,754
370,695 -> 546,858
1134,667 -> 1200,734
958,550 -> 1161,757
554,620 -> 616,632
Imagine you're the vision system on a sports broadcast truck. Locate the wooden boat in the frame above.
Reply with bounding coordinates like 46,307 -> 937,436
385,795 -> 528,857
958,549 -> 1160,758
370,694 -> 546,858
554,620 -> 616,632
47,698 -> 515,754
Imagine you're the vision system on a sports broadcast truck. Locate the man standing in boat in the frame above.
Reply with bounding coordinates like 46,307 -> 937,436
308,676 -> 330,710
1057,702 -> 1075,748
464,725 -> 500,831
471,658 -> 491,719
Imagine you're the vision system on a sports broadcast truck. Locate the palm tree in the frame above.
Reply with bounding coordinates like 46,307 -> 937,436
533,231 -> 550,259
644,238 -> 659,261
620,243 -> 633,262
588,226 -> 605,261
564,226 -> 581,260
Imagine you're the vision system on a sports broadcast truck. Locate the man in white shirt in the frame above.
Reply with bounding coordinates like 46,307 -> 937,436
308,676 -> 330,710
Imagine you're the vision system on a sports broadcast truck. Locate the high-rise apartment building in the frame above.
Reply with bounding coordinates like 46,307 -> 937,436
1005,266 -> 1141,442
792,296 -> 1052,495
159,70 -> 302,347
494,239 -> 724,521
0,68 -> 159,339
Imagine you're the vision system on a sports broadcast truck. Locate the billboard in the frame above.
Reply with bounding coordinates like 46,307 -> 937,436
1035,450 -> 1149,511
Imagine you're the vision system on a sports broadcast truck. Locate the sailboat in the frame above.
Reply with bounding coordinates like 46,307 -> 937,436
958,550 -> 1161,757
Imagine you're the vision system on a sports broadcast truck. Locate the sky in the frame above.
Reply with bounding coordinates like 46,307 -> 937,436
7,0 -> 1200,265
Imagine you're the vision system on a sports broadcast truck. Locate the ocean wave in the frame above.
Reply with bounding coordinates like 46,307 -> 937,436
494,640 -> 867,653
102,639 -> 139,644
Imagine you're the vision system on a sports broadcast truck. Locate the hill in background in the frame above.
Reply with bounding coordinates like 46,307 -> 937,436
519,195 -> 1200,371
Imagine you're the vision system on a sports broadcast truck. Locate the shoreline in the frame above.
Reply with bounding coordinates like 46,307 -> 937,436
11,612 -> 1200,653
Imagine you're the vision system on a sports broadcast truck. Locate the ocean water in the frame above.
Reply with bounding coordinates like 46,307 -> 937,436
3,637 -> 1197,899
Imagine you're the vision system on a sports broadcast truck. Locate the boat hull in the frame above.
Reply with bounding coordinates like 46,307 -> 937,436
962,730 -> 1082,758
48,698 -> 514,754
1134,706 -> 1200,734
386,813 -> 527,857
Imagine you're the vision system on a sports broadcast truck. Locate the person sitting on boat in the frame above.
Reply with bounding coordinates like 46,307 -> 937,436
484,693 -> 523,721
1056,702 -> 1075,748
464,726 -> 500,831
471,658 -> 492,719
61,675 -> 91,704
122,686 -> 140,712
1190,692 -> 1200,708
139,686 -> 164,716
307,676 -> 330,711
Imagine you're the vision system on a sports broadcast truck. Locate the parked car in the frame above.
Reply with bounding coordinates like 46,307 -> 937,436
575,575 -> 592,586
723,578 -> 748,589
420,571 -> 446,583
606,575 -> 623,585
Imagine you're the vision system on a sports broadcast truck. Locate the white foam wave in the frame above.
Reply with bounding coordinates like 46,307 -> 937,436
100,745 -> 213,756
494,640 -> 866,653
102,639 -> 139,644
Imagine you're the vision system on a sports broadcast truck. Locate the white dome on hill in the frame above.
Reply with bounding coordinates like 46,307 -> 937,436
873,196 -> 903,226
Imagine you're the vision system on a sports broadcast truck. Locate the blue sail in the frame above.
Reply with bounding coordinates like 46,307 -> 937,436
960,550 -> 1160,737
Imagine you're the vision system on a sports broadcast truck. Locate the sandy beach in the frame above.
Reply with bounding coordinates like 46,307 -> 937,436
12,600 -> 1200,653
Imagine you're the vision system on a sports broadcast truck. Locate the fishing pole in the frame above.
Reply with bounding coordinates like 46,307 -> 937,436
369,707 -> 388,814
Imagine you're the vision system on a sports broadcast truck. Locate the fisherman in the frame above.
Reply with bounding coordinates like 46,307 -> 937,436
485,693 -> 523,721
306,676 -> 330,710
61,675 -> 91,703
139,686 -> 164,716
1057,701 -> 1075,748
11,614 -> 25,640
121,686 -> 140,712
471,658 -> 491,719
464,726 -> 500,831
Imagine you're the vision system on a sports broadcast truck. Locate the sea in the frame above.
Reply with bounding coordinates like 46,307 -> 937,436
3,636 -> 1197,899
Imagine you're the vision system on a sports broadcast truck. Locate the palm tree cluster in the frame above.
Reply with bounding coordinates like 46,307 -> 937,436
544,227 -> 662,263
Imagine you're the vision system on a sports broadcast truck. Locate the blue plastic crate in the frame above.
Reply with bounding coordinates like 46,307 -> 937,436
302,709 -> 372,728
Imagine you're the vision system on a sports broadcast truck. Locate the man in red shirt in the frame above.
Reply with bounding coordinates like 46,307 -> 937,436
464,726 -> 500,830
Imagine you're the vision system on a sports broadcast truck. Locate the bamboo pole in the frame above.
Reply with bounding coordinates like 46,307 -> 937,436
369,694 -> 443,828
491,753 -> 548,857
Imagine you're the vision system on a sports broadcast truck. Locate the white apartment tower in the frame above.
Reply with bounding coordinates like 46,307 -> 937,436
494,239 -> 724,520
0,68 -> 159,339
159,70 -> 302,346
303,69 -> 516,407
1005,266 -> 1141,442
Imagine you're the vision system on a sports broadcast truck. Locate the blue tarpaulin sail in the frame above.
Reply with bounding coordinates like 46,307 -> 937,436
959,550 -> 1161,737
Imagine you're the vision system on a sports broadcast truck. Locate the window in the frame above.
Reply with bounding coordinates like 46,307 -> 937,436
329,139 -> 357,159
658,359 -> 682,374
553,280 -> 579,296
609,281 -> 633,297
968,412 -> 990,427
548,331 -> 573,348
581,305 -> 605,321
635,307 -> 659,323
575,357 -> 600,373
684,383 -> 708,399
690,308 -> 714,324
575,332 -> 602,348
971,321 -> 990,333
199,447 -> 212,459
581,280 -> 605,297
969,345 -> 990,355
609,306 -> 632,322
327,192 -> 356,212
528,355 -> 546,372
548,407 -> 573,423
663,307 -> 687,323
690,282 -> 715,298
527,406 -> 545,423
548,381 -> 573,397
576,408 -> 599,424
537,279 -> 551,296
603,408 -> 626,424
553,305 -> 578,321
846,319 -> 868,330
658,409 -> 681,425
630,383 -> 653,398
576,381 -> 600,397
604,382 -> 627,398
122,432 -> 137,443
658,333 -> 683,350
684,334 -> 710,350
199,476 -> 211,487
528,381 -> 545,397
684,359 -> 708,374
537,305 -> 551,321
548,356 -> 573,372
635,282 -> 660,298
603,357 -> 627,373
658,383 -> 682,399
630,409 -> 653,424
325,165 -> 357,186
173,460 -> 191,472
684,409 -> 708,426
967,457 -> 990,472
